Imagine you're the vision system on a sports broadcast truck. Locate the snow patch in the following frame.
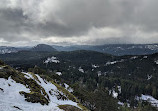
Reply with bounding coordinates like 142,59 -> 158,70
118,86 -> 121,94
145,45 -> 158,50
143,56 -> 148,59
106,59 -> 124,66
78,67 -> 84,73
147,75 -> 152,80
155,60 -> 158,65
130,56 -> 138,60
24,75 -> 31,79
112,90 -> 118,98
106,61 -> 117,65
109,90 -> 118,98
22,72 -> 33,79
44,56 -> 60,64
64,83 -> 73,93
137,94 -> 158,108
116,47 -> 124,50
97,71 -> 102,77
56,72 -> 62,76
118,101 -> 124,106
92,64 -> 99,68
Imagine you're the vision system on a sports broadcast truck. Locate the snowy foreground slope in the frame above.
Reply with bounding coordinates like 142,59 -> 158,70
137,95 -> 158,108
0,62 -> 87,111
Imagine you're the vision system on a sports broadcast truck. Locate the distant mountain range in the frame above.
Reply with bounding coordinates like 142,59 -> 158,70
52,44 -> 158,56
0,44 -> 56,54
1,44 -> 158,56
31,44 -> 57,52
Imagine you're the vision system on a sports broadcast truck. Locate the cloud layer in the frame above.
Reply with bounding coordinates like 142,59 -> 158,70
0,0 -> 158,46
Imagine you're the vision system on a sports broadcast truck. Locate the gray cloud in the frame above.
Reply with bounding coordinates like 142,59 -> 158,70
0,0 -> 158,46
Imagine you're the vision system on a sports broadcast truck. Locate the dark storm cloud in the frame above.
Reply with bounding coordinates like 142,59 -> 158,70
0,0 -> 158,46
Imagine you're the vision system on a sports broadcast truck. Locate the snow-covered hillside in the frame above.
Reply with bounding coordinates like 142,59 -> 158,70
0,46 -> 18,54
0,62 -> 87,111
0,73 -> 83,111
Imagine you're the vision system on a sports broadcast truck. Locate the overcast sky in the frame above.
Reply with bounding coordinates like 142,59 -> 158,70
0,0 -> 158,46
